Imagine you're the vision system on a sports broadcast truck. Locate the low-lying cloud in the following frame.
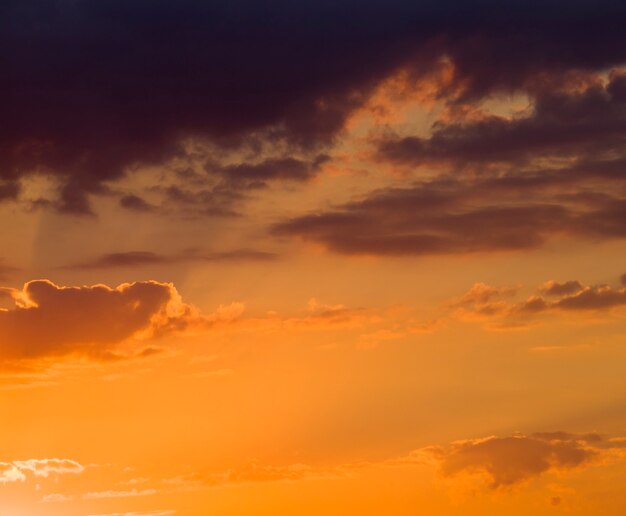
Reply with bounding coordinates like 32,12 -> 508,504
421,432 -> 609,488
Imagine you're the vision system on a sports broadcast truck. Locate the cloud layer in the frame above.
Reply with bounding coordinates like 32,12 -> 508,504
2,1 -> 626,212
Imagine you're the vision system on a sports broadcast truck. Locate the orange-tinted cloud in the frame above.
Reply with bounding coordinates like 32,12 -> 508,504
377,72 -> 626,170
0,280 -> 200,362
0,278 -> 380,370
124,430 -> 626,496
420,432 -> 610,488
540,280 -> 584,297
273,175 -> 626,256
275,74 -> 626,258
453,274 -> 626,329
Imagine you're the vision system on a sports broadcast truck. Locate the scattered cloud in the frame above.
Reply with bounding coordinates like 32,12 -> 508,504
418,432 -> 620,488
275,71 -> 626,257
0,458 -> 83,484
377,72 -> 626,171
83,488 -> 158,500
454,274 -> 626,329
147,429 -> 626,495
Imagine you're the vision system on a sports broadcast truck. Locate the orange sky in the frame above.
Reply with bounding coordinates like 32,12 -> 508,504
2,2 -> 626,514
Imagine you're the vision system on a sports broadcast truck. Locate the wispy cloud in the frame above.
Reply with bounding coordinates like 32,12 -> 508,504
0,458 -> 83,484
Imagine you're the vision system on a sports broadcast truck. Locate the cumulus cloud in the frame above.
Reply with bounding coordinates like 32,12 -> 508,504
0,280 -> 181,360
0,278 -> 386,369
420,433 -> 604,488
0,280 -> 243,363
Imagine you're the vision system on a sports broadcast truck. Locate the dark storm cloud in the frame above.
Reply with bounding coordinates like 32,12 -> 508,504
2,0 -> 626,212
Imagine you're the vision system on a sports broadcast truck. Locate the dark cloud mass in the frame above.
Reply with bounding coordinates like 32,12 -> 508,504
275,73 -> 626,257
2,0 -> 626,212
377,73 -> 626,168
272,177 -> 626,256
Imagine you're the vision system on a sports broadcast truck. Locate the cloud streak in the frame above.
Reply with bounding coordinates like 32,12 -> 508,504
68,248 -> 276,270
274,173 -> 626,256
0,458 -> 83,484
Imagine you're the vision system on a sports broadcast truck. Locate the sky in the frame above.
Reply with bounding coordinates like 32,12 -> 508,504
1,1 -> 626,514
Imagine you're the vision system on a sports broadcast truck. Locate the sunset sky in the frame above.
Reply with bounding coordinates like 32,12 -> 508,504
2,1 -> 626,514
